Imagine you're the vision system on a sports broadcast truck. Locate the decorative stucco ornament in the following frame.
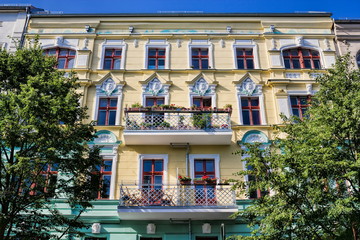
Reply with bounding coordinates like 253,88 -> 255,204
94,134 -> 114,144
92,223 -> 101,234
245,133 -> 267,143
192,78 -> 210,96
177,39 -> 182,48
56,36 -> 64,45
101,78 -> 117,96
295,36 -> 303,46
146,78 -> 163,96
271,38 -> 277,50
83,38 -> 89,50
240,78 -> 259,96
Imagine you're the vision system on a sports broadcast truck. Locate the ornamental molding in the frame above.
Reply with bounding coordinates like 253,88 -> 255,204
142,77 -> 170,96
96,78 -> 123,96
190,78 -> 216,96
237,78 -> 262,96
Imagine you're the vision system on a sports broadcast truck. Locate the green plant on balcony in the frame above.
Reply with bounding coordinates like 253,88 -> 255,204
178,175 -> 191,185
223,104 -> 232,109
131,102 -> 143,108
140,122 -> 153,129
192,113 -> 211,129
158,121 -> 171,129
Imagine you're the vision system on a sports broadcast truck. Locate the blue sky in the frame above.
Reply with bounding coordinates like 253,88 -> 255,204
1,0 -> 359,19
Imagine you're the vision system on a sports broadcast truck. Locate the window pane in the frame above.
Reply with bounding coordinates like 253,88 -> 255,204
313,60 -> 321,69
192,49 -> 199,56
242,110 -> 250,125
158,49 -> 165,56
283,51 -> 289,56
245,49 -> 253,55
201,49 -> 208,55
192,59 -> 200,69
149,49 -> 157,56
156,98 -> 164,105
154,175 -> 162,185
59,49 -> 68,56
101,175 -> 111,198
158,59 -> 165,69
290,97 -> 298,105
195,161 -> 203,172
108,111 -> 116,125
114,50 -> 122,56
292,108 -> 300,117
251,98 -> 259,106
302,108 -> 308,117
154,160 -> 163,171
146,98 -> 155,106
237,59 -> 244,69
311,50 -> 319,56
290,49 -> 298,56
104,59 -> 112,69
246,59 -> 254,69
113,59 -> 121,69
193,98 -> 201,107
300,97 -> 308,105
110,99 -> 118,107
48,49 -> 56,56
148,59 -> 156,69
203,98 -> 212,107
304,59 -> 311,68
252,110 -> 261,125
143,161 -> 152,172
99,99 -> 108,107
241,98 -> 248,107
103,161 -> 112,172
97,111 -> 106,125
302,49 -> 310,56
67,58 -> 74,69
292,59 -> 300,69
143,176 -> 151,185
284,59 -> 291,69
69,50 -> 76,56
57,59 -> 66,69
201,59 -> 209,69
51,163 -> 59,171
105,50 -> 113,56
206,161 -> 214,172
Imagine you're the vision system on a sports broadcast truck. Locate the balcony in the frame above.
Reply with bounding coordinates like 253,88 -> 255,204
118,184 -> 238,220
123,108 -> 232,145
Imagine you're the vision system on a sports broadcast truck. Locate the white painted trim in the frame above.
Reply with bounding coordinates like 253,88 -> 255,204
138,154 -> 169,187
101,151 -> 118,200
232,40 -> 260,69
188,40 -> 214,69
188,78 -> 217,108
99,41 -> 127,69
189,154 -> 220,181
286,88 -> 316,117
144,40 -> 171,69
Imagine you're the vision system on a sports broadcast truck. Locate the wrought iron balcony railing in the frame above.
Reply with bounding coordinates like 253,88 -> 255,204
124,108 -> 232,131
119,184 -> 236,207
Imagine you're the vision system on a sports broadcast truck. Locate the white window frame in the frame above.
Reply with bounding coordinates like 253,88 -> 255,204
138,154 -> 169,187
100,153 -> 118,200
188,40 -> 214,69
188,78 -> 217,108
141,78 -> 170,107
93,78 -> 124,126
284,85 -> 315,118
232,40 -> 260,69
189,154 -> 220,180
99,40 -> 127,69
144,39 -> 170,69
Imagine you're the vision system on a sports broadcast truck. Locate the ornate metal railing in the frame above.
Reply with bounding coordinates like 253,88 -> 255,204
123,108 -> 232,131
119,184 -> 236,207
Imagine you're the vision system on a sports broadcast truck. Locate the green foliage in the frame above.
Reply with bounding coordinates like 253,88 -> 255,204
192,113 -> 211,129
232,54 -> 360,240
0,41 -> 102,239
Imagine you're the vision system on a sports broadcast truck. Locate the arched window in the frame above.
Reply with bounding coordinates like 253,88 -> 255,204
44,48 -> 76,69
356,53 -> 360,68
283,48 -> 321,69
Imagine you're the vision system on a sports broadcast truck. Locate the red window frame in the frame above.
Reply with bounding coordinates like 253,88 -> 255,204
145,97 -> 165,107
147,48 -> 166,69
290,96 -> 311,119
283,48 -> 321,69
93,159 -> 112,199
236,48 -> 254,69
97,98 -> 117,125
193,97 -> 212,109
44,48 -> 76,69
194,159 -> 216,205
191,48 -> 209,69
142,159 -> 164,189
194,159 -> 215,178
103,48 -> 122,70
241,97 -> 261,125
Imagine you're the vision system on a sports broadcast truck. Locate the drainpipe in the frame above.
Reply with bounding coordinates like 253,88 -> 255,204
20,6 -> 31,49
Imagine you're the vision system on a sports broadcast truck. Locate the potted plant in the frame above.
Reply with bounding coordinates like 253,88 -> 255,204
202,175 -> 217,184
178,175 -> 191,185
131,102 -> 143,110
193,177 -> 205,185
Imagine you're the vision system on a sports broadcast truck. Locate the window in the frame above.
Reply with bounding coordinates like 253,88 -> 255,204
97,98 -> 117,125
193,97 -> 211,109
357,54 -> 360,68
283,48 -> 321,69
191,48 -> 209,69
145,97 -> 164,125
145,97 -> 164,107
236,48 -> 254,69
103,48 -> 122,70
241,97 -> 261,125
247,165 -> 268,199
142,159 -> 163,189
93,159 -> 112,199
147,48 -> 165,69
194,159 -> 216,205
290,96 -> 311,119
40,163 -> 58,196
44,48 -> 76,69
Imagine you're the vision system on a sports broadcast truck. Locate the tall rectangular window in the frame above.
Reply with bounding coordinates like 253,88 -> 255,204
143,159 -> 163,189
247,165 -> 268,199
290,96 -> 311,119
191,48 -> 209,69
97,98 -> 117,125
236,48 -> 254,69
194,159 -> 216,205
241,97 -> 261,125
103,49 -> 122,70
93,159 -> 112,199
148,48 -> 165,69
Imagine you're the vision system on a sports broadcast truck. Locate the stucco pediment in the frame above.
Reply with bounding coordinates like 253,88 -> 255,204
89,130 -> 121,145
186,72 -> 217,85
241,130 -> 269,144
95,73 -> 125,97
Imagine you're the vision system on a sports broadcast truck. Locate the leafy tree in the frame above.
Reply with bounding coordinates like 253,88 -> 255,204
233,55 -> 360,240
0,42 -> 102,239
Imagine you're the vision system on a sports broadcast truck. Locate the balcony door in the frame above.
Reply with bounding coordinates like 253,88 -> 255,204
142,159 -> 164,205
194,159 -> 216,205
145,97 -> 165,127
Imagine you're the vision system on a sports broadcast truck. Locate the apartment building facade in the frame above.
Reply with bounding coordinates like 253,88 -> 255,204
25,12 -> 335,240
